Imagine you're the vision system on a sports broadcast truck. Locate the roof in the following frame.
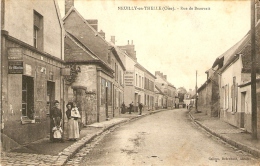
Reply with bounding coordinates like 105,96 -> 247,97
155,73 -> 175,88
65,31 -> 98,62
64,31 -> 114,73
63,7 -> 112,67
135,63 -> 156,79
212,30 -> 250,69
109,42 -> 126,71
238,76 -> 260,87
155,85 -> 164,95
216,20 -> 260,74
63,6 -> 128,73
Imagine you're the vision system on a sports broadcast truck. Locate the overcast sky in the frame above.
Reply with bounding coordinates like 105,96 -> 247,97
58,0 -> 251,90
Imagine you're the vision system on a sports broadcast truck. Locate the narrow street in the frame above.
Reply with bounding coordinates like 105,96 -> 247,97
67,109 -> 259,166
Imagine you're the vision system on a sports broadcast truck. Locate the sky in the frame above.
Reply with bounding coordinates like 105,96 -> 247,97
58,0 -> 251,91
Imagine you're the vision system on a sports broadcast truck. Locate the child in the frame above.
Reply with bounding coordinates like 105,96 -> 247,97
52,117 -> 63,142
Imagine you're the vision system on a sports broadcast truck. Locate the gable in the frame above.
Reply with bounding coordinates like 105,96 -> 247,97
63,9 -> 110,66
64,35 -> 98,62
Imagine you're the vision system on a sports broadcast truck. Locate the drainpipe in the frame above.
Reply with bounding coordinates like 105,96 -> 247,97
251,0 -> 257,140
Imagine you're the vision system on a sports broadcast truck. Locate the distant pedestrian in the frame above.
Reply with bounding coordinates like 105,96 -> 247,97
121,102 -> 126,114
50,100 -> 62,142
129,102 -> 133,114
138,102 -> 143,115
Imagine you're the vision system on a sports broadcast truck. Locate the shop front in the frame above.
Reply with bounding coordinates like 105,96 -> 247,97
1,37 -> 64,150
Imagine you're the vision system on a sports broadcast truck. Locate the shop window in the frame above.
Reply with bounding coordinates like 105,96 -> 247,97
22,75 -> 34,120
33,10 -> 43,51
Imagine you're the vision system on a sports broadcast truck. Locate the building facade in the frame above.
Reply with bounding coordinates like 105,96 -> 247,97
144,69 -> 156,111
63,5 -> 125,124
155,71 -> 176,109
1,0 -> 65,151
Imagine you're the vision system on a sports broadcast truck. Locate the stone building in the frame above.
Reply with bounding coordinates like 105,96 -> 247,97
155,85 -> 164,109
1,0 -> 65,151
119,41 -> 155,112
143,68 -> 156,111
63,5 -> 125,123
197,71 -> 219,117
155,71 -> 176,109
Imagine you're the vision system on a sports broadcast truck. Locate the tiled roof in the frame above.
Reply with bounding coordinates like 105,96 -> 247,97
212,31 -> 250,69
64,32 -> 114,73
155,85 -> 164,95
135,63 -> 156,79
217,21 -> 260,74
65,31 -> 98,62
240,22 -> 260,73
63,7 -> 111,67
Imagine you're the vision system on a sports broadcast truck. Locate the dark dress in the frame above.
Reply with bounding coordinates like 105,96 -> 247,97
138,103 -> 143,115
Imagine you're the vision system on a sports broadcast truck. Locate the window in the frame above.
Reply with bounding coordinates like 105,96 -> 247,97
101,78 -> 112,106
33,11 -> 43,50
22,75 -> 34,119
136,74 -> 138,86
231,77 -> 238,112
139,76 -> 141,87
224,84 -> 229,110
142,77 -> 143,88
33,26 -> 38,48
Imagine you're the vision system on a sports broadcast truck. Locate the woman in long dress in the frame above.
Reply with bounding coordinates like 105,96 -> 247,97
66,102 -> 80,141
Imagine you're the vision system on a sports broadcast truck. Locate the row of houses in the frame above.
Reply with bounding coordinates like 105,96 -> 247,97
0,0 -> 177,151
197,1 -> 260,138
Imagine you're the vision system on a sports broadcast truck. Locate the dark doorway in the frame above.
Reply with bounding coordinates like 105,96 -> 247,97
47,81 -> 55,140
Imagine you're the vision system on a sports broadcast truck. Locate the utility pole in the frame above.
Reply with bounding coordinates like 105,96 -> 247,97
251,0 -> 257,139
195,70 -> 198,113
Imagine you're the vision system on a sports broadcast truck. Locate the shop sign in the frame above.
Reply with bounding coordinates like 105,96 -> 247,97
124,71 -> 134,86
8,48 -> 23,60
8,61 -> 23,74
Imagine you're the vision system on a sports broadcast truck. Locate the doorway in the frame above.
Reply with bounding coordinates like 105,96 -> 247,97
47,81 -> 55,140
240,92 -> 246,128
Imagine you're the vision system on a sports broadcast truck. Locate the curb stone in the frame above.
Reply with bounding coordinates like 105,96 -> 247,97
59,109 -> 167,165
188,112 -> 260,158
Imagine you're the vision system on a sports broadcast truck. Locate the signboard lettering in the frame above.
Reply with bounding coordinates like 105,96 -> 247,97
8,61 -> 23,74
124,71 -> 134,86
8,48 -> 23,60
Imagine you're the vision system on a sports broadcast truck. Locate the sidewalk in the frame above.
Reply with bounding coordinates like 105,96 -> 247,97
189,108 -> 260,158
1,109 -> 166,166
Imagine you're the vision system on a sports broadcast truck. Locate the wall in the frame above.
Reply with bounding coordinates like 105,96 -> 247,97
4,0 -> 63,59
220,57 -> 242,127
2,40 -> 63,150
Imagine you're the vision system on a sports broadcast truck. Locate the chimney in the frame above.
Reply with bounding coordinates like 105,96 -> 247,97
155,71 -> 161,76
128,40 -> 129,45
111,36 -> 115,44
131,40 -> 133,45
65,0 -> 74,15
98,30 -> 105,39
163,75 -> 167,80
86,19 -> 98,31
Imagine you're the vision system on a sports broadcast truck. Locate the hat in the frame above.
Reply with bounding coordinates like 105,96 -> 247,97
66,102 -> 73,108
54,100 -> 59,104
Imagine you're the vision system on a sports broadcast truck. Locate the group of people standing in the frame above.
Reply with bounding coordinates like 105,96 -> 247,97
50,100 -> 144,143
121,101 -> 143,115
50,100 -> 81,142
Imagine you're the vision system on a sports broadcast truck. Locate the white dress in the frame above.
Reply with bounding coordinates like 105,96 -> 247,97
68,108 -> 80,139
